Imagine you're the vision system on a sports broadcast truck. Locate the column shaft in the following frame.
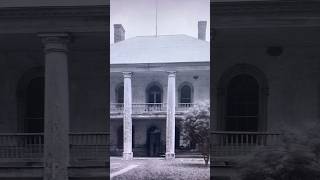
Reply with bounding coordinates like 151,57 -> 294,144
123,72 -> 133,160
40,33 -> 70,180
166,71 -> 176,159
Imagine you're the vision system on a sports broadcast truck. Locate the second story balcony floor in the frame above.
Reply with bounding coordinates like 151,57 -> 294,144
110,103 -> 194,118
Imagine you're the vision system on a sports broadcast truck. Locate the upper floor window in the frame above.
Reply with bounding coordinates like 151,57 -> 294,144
147,84 -> 162,103
225,74 -> 259,131
115,83 -> 124,103
180,85 -> 192,103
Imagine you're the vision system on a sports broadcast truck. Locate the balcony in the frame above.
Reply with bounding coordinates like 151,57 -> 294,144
0,132 -> 108,165
110,103 -> 194,117
211,131 -> 281,162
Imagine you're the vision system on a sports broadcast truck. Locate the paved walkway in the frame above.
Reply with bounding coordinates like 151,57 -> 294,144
110,157 -> 209,180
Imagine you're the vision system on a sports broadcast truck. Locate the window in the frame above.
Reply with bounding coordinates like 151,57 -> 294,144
116,84 -> 124,104
225,74 -> 259,131
180,85 -> 192,103
25,77 -> 44,133
147,85 -> 162,103
217,64 -> 269,132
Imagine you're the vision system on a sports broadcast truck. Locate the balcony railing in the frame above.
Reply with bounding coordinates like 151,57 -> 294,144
0,133 -> 44,162
211,131 -> 281,158
110,103 -> 123,114
0,133 -> 108,164
110,103 -> 195,114
176,103 -> 194,112
132,103 -> 166,114
69,132 -> 108,163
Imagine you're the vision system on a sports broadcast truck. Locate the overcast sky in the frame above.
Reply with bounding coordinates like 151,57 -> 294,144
110,0 -> 210,44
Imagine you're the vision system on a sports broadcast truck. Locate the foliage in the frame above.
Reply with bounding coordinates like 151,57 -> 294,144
181,101 -> 210,165
235,124 -> 320,180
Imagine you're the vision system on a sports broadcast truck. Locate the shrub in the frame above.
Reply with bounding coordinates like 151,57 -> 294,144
181,101 -> 210,165
235,124 -> 320,180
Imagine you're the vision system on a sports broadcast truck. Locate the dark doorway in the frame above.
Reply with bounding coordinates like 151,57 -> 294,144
225,74 -> 259,132
175,127 -> 180,149
24,77 -> 44,133
147,126 -> 161,157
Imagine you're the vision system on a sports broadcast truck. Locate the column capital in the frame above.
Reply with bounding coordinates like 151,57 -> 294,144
38,33 -> 70,53
167,71 -> 176,77
122,72 -> 132,78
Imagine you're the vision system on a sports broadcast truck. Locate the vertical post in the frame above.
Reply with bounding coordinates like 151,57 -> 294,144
39,33 -> 70,180
123,72 -> 133,160
166,71 -> 176,160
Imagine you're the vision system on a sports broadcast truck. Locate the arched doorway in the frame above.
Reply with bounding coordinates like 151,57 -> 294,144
146,84 -> 162,104
146,126 -> 161,157
146,82 -> 163,111
17,67 -> 45,133
217,64 -> 269,131
226,74 -> 259,131
24,77 -> 45,133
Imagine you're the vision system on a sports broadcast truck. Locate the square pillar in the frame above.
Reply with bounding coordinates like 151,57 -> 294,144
123,72 -> 133,160
166,71 -> 176,160
39,33 -> 70,180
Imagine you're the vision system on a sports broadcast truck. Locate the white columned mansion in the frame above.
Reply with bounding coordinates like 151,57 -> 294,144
110,22 -> 210,159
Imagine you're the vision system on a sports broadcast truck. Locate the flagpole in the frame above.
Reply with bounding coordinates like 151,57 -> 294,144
155,0 -> 158,37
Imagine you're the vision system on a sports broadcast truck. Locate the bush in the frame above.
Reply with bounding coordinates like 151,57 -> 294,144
235,124 -> 320,180
181,101 -> 210,165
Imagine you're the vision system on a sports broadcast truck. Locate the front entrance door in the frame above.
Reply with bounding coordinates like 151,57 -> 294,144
147,127 -> 161,157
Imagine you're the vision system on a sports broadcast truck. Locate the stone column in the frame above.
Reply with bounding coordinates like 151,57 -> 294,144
39,33 -> 70,180
166,71 -> 176,160
123,72 -> 133,160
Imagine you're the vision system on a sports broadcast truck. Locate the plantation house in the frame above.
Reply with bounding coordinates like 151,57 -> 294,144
110,22 -> 210,159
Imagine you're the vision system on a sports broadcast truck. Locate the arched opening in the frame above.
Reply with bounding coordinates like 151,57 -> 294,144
24,77 -> 45,133
180,85 -> 192,103
217,64 -> 269,132
226,74 -> 259,131
146,83 -> 163,111
146,126 -> 161,157
117,125 -> 135,149
17,67 -> 45,133
146,83 -> 162,104
115,83 -> 124,104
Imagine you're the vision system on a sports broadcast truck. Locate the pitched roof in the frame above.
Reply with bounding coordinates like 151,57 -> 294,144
111,34 -> 210,64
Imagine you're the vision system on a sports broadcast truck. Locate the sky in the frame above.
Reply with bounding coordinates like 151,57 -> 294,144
110,0 -> 210,44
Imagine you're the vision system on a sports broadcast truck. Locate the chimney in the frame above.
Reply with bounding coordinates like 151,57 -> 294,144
114,24 -> 125,43
198,21 -> 207,41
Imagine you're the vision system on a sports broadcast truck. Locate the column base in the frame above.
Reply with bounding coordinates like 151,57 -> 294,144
165,153 -> 175,160
122,152 -> 133,160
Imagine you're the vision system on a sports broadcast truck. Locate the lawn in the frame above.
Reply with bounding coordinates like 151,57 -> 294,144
110,157 -> 209,180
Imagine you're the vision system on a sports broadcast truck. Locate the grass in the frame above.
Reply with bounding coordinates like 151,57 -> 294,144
111,157 -> 209,180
